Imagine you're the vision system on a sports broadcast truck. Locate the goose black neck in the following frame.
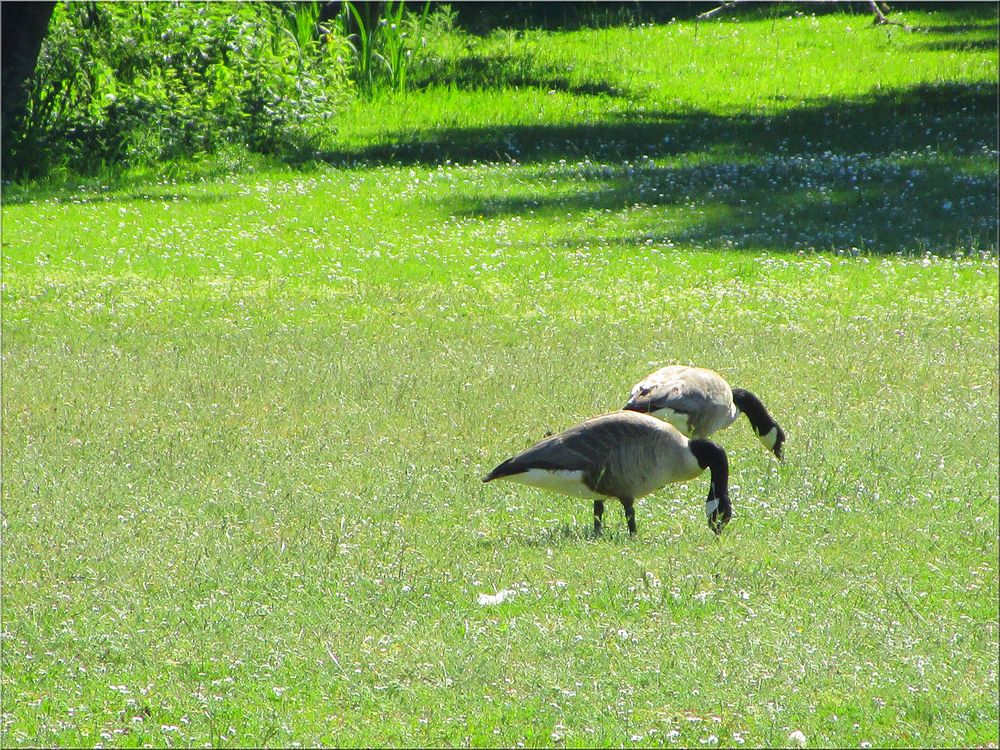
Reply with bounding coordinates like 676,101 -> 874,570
731,387 -> 777,435
689,439 -> 729,500
690,438 -> 732,534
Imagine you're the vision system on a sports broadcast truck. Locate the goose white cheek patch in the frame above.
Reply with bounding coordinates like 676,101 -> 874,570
705,497 -> 720,519
758,427 -> 778,450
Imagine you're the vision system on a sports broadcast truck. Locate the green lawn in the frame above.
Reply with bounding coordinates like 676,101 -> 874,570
2,8 -> 998,748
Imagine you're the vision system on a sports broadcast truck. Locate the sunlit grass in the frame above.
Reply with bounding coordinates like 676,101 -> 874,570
2,7 -> 998,748
4,249 -> 997,747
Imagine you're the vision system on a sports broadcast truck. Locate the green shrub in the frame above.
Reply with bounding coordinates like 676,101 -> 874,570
12,2 -> 353,176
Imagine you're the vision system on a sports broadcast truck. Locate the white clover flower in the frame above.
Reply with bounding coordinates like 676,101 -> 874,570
788,730 -> 807,747
477,589 -> 516,606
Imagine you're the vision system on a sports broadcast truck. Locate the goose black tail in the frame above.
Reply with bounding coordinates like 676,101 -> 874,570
482,458 -> 521,483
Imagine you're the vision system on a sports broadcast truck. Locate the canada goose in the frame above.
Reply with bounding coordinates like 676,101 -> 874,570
482,411 -> 731,536
623,365 -> 785,460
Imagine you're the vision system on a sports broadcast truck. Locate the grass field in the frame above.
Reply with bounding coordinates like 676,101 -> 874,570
2,7 -> 998,748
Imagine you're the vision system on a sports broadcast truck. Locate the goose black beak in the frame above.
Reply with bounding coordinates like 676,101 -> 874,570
708,511 -> 730,536
706,502 -> 732,536
772,428 -> 786,461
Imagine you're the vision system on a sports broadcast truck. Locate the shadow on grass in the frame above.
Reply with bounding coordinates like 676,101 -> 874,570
6,82 -> 994,255
317,82 -> 996,167
912,38 -> 998,52
474,520 -> 613,548
909,23 -> 999,34
1,180 -> 241,207
457,147 -> 996,254
409,52 -> 635,98
318,82 -> 997,255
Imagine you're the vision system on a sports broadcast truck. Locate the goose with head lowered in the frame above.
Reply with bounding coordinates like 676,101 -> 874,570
624,365 -> 786,460
482,410 -> 731,536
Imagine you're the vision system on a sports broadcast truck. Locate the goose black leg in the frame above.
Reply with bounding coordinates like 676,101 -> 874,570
593,500 -> 605,536
620,497 -> 637,536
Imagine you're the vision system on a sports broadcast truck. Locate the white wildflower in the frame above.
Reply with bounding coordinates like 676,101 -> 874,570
477,589 -> 516,606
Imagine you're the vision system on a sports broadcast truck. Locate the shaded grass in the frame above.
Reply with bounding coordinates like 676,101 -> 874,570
323,81 -> 999,163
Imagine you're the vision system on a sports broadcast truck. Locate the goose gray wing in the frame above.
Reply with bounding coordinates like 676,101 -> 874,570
482,412 -> 665,491
625,366 -> 736,438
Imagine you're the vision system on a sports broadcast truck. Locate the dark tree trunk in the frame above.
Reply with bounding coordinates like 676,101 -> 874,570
2,1 -> 56,166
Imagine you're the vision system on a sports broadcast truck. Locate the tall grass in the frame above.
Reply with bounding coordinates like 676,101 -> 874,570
278,1 -> 326,70
343,0 -> 432,94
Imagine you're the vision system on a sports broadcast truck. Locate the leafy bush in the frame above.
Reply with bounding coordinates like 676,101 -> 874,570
12,2 -> 354,176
